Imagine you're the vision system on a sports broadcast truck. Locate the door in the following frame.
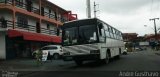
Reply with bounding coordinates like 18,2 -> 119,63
36,22 -> 40,33
26,0 -> 32,12
41,7 -> 44,16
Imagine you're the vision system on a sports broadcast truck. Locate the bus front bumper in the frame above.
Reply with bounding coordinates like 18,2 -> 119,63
62,54 -> 100,61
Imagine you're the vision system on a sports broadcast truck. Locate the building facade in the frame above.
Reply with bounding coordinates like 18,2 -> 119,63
0,0 -> 77,59
122,33 -> 138,42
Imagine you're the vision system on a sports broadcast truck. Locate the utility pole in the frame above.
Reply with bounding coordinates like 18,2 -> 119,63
94,1 -> 96,18
93,1 -> 99,18
86,0 -> 91,18
149,18 -> 159,42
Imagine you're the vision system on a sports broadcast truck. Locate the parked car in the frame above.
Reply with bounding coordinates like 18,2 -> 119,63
32,45 -> 63,60
123,48 -> 128,55
135,47 -> 144,51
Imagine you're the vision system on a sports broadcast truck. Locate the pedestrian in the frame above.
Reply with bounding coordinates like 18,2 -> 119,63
47,52 -> 52,62
36,49 -> 42,66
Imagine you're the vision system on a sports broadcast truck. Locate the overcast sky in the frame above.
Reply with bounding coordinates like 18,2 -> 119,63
49,0 -> 160,36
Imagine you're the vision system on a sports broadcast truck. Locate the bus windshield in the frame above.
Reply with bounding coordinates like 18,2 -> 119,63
62,25 -> 98,46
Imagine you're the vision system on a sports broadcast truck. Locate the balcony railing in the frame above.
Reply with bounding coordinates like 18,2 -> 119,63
0,20 -> 57,35
15,22 -> 36,32
41,28 -> 56,35
0,0 -> 40,15
0,0 -> 69,23
44,12 -> 56,20
15,23 -> 57,35
0,20 -> 13,29
0,0 -> 13,4
15,1 -> 40,15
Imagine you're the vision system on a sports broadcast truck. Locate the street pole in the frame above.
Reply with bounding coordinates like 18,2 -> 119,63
93,1 -> 99,18
150,18 -> 159,50
94,1 -> 96,18
149,18 -> 159,41
86,0 -> 91,18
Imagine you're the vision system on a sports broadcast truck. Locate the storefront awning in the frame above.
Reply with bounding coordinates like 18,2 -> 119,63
7,29 -> 61,43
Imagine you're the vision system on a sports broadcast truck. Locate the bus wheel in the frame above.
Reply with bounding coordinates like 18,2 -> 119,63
74,60 -> 83,66
116,55 -> 120,59
116,49 -> 122,59
103,53 -> 109,64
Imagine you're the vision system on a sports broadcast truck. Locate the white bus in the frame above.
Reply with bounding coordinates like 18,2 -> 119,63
61,18 -> 125,65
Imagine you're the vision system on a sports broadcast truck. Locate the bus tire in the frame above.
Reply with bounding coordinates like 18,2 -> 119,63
119,48 -> 122,54
116,48 -> 121,59
74,60 -> 83,66
116,55 -> 120,59
103,50 -> 110,64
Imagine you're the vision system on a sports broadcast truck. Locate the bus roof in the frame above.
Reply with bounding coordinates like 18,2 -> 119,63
61,18 -> 97,29
61,18 -> 122,33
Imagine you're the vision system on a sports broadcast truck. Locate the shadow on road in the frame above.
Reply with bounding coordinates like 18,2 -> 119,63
67,57 -> 122,69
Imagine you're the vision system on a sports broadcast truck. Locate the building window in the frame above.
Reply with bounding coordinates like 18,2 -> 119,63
49,9 -> 51,18
47,24 -> 50,30
41,7 -> 44,16
58,14 -> 61,21
55,12 -> 57,20
17,16 -> 28,28
26,0 -> 33,12
16,0 -> 24,8
0,0 -> 5,3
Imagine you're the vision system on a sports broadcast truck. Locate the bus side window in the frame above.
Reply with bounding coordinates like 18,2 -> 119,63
101,29 -> 105,37
104,24 -> 110,37
120,33 -> 123,40
90,32 -> 97,41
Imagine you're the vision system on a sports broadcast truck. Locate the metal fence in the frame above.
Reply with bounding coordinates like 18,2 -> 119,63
0,20 -> 57,35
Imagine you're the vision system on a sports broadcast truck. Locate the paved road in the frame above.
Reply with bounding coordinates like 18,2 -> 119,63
52,50 -> 160,71
1,49 -> 160,77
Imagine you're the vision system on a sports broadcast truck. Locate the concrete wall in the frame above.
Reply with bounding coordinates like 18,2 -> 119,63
0,32 -> 6,59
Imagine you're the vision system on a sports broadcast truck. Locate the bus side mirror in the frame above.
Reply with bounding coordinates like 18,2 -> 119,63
98,23 -> 103,36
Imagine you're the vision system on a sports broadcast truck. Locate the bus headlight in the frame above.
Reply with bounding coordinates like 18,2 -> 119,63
90,50 -> 100,54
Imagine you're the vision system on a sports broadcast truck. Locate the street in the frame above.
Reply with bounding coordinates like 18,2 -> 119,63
1,49 -> 160,77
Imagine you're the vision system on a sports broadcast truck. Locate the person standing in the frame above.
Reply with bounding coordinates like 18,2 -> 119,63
47,52 -> 52,62
36,49 -> 42,66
